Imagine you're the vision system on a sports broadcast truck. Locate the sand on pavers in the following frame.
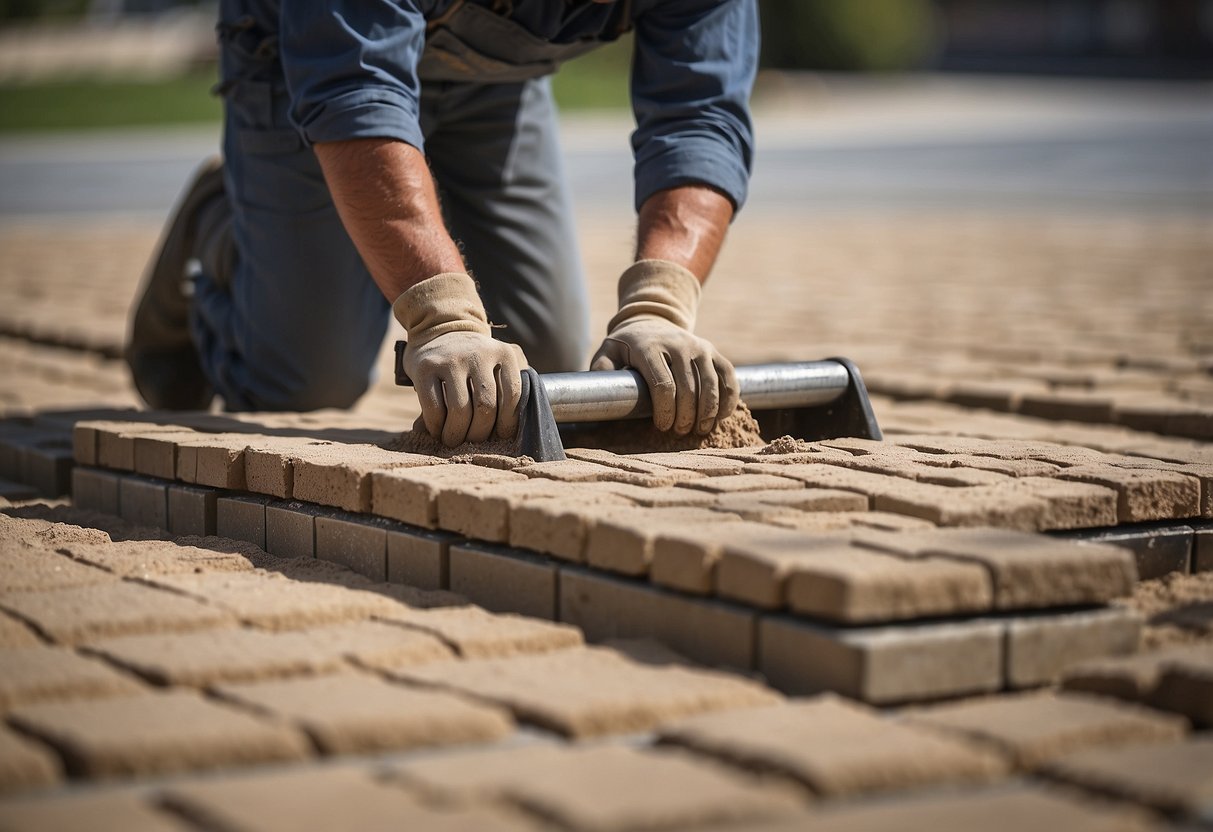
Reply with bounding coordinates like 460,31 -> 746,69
0,580 -> 237,645
757,784 -> 1156,832
0,511 -> 112,549
558,400 -> 766,455
711,487 -> 869,516
137,570 -> 404,631
0,544 -> 117,593
212,672 -> 514,755
0,724 -> 61,794
627,452 -> 745,476
0,791 -> 194,832
374,606 -> 583,659
0,646 -> 145,710
1044,738 -> 1213,819
0,505 -> 163,545
8,689 -> 311,778
658,695 -> 1009,797
55,538 -> 257,577
162,766 -> 542,832
291,619 -> 455,667
82,628 -> 351,686
381,644 -> 781,737
564,447 -> 707,479
904,691 -> 1189,769
393,743 -> 807,831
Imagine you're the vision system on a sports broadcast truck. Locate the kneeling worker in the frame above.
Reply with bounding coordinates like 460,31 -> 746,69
129,0 -> 757,446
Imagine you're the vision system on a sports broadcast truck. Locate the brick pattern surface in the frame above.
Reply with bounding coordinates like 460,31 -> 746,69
1,546 -> 116,594
60,424 -> 1175,641
1063,644 -> 1213,727
0,791 -> 193,832
162,766 -> 543,832
1042,737 -> 1213,819
904,690 -> 1189,769
138,570 -> 403,631
394,743 -> 808,831
1,213 -> 1212,827
0,725 -> 61,794
9,690 -> 312,777
0,646 -> 145,710
0,613 -> 40,648
658,696 -> 1009,797
384,644 -> 782,737
0,580 -> 236,644
212,672 -> 514,755
772,784 -> 1157,832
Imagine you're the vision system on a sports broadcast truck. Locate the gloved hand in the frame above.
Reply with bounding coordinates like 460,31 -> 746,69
394,273 -> 526,446
591,260 -> 738,435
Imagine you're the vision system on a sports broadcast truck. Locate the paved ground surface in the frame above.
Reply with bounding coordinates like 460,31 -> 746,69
0,76 -> 1211,828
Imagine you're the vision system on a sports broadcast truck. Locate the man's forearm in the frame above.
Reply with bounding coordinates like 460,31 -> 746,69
635,185 -> 734,283
313,138 -> 464,302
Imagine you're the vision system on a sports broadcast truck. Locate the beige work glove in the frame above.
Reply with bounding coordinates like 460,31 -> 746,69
591,260 -> 738,435
394,273 -> 526,447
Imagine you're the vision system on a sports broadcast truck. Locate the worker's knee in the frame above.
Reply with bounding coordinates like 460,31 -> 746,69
202,320 -> 379,413
247,364 -> 371,412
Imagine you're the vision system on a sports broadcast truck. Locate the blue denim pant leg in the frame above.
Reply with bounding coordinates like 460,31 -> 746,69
193,7 -> 389,412
421,76 -> 590,374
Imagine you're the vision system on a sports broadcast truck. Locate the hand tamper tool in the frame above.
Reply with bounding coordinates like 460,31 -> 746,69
395,341 -> 881,462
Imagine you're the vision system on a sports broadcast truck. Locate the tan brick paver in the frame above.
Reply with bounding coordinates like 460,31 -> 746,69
0,546 -> 116,593
383,644 -> 781,737
0,646 -> 145,710
395,743 -> 807,831
0,725 -> 61,794
163,766 -> 542,832
138,570 -> 403,630
9,690 -> 311,778
659,696 -> 1008,797
757,784 -> 1155,832
0,581 -> 236,645
0,791 -> 192,831
905,691 -> 1188,769
1042,737 -> 1213,818
213,672 -> 513,755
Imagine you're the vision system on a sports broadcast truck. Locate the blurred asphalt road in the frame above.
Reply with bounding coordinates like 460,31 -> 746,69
1,75 -> 1210,221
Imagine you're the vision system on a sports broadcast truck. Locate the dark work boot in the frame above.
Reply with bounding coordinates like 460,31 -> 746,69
127,157 -> 226,410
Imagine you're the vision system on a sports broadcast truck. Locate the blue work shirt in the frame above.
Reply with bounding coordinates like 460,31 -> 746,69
280,0 -> 758,212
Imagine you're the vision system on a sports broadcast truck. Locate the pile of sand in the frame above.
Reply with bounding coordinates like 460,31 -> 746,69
386,401 -> 766,458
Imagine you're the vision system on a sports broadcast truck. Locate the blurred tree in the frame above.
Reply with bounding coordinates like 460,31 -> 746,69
759,0 -> 936,71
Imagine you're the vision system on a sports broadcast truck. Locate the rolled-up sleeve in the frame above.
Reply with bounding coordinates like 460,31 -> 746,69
630,0 -> 758,213
280,0 -> 429,150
